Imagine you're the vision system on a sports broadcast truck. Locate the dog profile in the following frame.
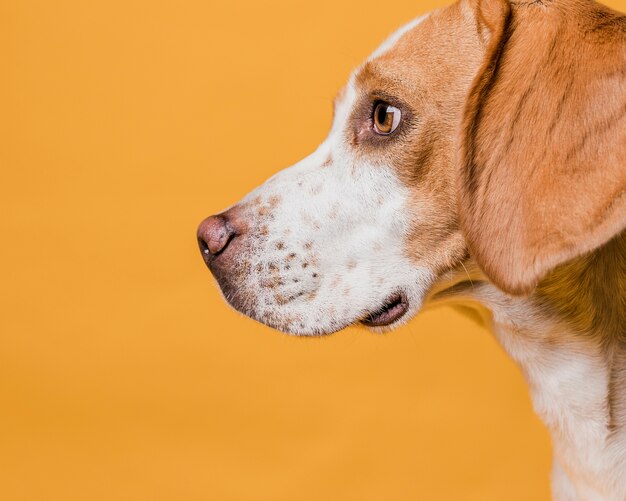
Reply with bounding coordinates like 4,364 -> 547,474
197,0 -> 626,498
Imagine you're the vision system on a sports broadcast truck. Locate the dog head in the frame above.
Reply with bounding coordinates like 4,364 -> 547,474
198,0 -> 626,335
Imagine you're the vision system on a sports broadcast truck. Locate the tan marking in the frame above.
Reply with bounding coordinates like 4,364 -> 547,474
259,277 -> 281,289
268,195 -> 281,207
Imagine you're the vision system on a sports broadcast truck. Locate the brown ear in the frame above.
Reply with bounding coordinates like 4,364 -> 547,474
458,0 -> 626,295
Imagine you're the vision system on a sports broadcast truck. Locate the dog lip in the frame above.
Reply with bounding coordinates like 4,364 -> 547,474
360,292 -> 409,327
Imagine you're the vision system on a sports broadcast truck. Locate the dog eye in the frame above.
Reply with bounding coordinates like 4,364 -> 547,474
373,102 -> 401,135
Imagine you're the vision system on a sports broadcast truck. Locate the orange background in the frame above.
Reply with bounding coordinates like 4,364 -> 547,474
2,0 -> 623,499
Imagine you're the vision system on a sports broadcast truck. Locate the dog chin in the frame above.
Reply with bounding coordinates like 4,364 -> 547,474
225,289 -> 417,337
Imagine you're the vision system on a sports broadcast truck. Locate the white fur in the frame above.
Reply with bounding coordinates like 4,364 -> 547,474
432,280 -> 626,500
493,311 -> 618,499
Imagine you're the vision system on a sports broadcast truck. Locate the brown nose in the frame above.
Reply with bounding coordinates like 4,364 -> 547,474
197,215 -> 235,258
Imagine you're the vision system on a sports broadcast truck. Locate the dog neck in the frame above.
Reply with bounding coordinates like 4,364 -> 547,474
427,231 -> 626,497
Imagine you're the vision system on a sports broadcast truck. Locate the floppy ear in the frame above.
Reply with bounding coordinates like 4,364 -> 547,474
458,0 -> 626,295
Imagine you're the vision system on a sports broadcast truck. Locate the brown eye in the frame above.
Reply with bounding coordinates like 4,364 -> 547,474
373,102 -> 401,135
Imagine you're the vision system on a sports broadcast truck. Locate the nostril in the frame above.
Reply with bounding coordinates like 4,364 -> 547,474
198,236 -> 210,257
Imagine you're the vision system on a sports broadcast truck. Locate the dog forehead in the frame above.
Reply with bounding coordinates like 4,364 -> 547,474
331,14 -> 434,113
339,13 -> 436,110
352,4 -> 480,97
359,12 -> 434,88
368,14 -> 430,61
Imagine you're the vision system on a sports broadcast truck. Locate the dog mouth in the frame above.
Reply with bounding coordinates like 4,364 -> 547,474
360,292 -> 409,327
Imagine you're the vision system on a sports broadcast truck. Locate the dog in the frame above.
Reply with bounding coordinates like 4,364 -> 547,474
197,0 -> 626,497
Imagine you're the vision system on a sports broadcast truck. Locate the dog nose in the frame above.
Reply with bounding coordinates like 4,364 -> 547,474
197,215 -> 235,257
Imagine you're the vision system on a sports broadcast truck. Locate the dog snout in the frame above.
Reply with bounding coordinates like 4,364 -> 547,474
197,214 -> 235,258
197,205 -> 250,270
197,206 -> 257,315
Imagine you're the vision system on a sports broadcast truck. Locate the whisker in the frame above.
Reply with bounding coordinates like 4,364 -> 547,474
460,261 -> 473,286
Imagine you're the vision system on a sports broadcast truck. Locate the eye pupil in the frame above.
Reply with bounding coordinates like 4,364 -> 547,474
377,105 -> 389,126
373,102 -> 401,135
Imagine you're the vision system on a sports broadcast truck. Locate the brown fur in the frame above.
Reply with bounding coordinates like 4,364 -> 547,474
458,0 -> 626,295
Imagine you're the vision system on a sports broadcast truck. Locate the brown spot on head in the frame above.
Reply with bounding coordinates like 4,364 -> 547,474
347,260 -> 357,270
301,212 -> 321,229
236,260 -> 252,279
304,241 -> 313,250
327,201 -> 341,220
260,276 -> 281,289
276,241 -> 285,250
274,293 -> 289,305
268,195 -> 281,208
259,225 -> 269,236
